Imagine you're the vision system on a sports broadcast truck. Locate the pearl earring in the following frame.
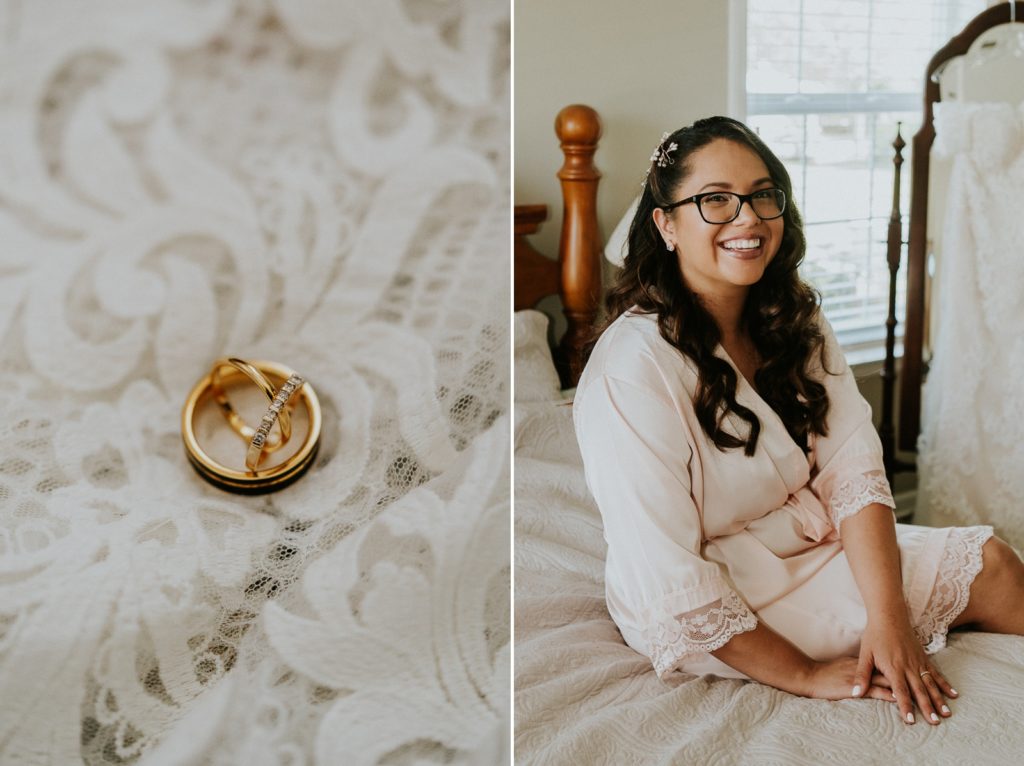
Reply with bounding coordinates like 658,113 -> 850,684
665,241 -> 674,251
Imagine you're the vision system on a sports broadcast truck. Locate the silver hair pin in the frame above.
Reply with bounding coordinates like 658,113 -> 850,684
643,132 -> 679,189
650,132 -> 678,168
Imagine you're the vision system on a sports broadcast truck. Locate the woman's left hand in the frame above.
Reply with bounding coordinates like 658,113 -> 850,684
851,614 -> 957,725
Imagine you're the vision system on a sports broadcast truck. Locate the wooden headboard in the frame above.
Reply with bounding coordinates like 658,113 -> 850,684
514,104 -> 603,387
879,2 -> 1024,480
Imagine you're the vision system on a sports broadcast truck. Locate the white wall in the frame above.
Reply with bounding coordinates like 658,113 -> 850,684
514,0 -> 733,258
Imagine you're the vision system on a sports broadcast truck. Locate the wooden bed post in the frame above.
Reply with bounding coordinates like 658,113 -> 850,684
899,87 -> 935,453
880,124 -> 917,494
880,124 -> 904,488
555,105 -> 603,385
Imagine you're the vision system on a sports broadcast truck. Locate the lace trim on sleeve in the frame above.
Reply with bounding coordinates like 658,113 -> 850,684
643,590 -> 758,678
915,526 -> 994,653
828,469 -> 895,529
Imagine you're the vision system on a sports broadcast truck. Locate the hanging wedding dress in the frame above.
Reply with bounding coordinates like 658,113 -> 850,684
918,101 -> 1024,549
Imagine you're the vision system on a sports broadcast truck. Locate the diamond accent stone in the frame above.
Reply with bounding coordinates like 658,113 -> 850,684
246,370 -> 306,472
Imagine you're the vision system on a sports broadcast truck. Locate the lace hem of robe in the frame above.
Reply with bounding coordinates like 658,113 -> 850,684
644,590 -> 758,678
916,525 -> 994,653
828,469 -> 895,529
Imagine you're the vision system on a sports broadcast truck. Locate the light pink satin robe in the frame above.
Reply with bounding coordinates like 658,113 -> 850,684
573,310 -> 993,680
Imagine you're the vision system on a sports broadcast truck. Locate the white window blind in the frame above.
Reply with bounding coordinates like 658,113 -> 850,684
745,0 -> 985,362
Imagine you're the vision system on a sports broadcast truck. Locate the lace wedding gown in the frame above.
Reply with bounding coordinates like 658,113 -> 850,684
0,1 -> 509,763
919,102 -> 1024,550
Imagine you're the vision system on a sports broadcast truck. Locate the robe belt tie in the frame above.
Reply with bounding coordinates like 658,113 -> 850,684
782,487 -> 834,542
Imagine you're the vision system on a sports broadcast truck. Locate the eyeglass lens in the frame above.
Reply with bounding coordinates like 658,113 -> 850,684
700,190 -> 785,223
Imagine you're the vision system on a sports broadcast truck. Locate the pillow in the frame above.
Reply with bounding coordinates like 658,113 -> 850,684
603,195 -> 638,267
514,310 -> 563,402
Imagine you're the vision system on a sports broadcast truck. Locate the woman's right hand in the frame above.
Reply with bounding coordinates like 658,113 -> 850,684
800,657 -> 894,702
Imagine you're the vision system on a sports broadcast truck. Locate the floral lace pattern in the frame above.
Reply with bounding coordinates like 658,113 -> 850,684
644,590 -> 758,678
0,1 -> 509,763
919,102 -> 1024,550
915,526 -> 994,654
827,469 -> 895,530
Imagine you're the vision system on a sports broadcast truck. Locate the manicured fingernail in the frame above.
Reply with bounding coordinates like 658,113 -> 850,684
852,685 -> 862,696
906,713 -> 915,724
950,688 -> 958,696
941,705 -> 950,715
930,713 -> 939,723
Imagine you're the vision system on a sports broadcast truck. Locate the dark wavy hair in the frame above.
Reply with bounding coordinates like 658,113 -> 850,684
583,116 -> 832,456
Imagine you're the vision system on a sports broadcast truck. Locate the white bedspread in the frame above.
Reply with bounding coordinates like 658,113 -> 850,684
515,395 -> 1024,765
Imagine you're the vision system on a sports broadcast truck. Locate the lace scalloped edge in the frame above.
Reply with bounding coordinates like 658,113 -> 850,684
916,525 -> 995,654
829,470 -> 895,530
643,590 -> 758,678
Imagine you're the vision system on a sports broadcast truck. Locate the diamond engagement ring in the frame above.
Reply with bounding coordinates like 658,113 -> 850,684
246,373 -> 304,472
210,358 -> 293,451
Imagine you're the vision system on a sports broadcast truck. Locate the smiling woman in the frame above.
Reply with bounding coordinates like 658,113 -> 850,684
514,2 -> 1024,763
654,141 -> 786,305
572,114 -> 1024,726
587,117 -> 824,459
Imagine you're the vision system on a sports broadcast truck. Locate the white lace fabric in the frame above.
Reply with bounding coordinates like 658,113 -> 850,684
920,102 -> 1024,550
915,525 -> 994,654
810,415 -> 896,535
643,588 -> 758,678
827,469 -> 895,530
0,2 -> 510,764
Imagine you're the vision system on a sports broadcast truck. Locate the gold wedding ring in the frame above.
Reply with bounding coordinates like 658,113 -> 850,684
919,671 -> 932,679
182,358 -> 322,494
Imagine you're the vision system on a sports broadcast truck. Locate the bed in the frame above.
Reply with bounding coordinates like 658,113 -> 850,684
514,102 -> 1024,764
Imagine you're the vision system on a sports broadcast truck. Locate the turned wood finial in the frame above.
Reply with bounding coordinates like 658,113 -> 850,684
887,123 -> 905,274
554,105 -> 603,385
880,122 -> 909,491
555,105 -> 602,149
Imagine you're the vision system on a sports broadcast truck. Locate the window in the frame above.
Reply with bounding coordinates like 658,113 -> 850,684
741,0 -> 986,362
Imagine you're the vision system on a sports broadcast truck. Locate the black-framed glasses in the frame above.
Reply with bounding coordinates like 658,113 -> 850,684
663,188 -> 786,224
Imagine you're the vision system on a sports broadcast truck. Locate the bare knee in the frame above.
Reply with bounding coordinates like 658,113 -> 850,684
983,536 -> 1024,577
975,537 -> 1024,597
951,536 -> 1022,629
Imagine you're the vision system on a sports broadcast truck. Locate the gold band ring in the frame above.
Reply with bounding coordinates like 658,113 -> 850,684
182,359 -> 322,494
919,671 -> 932,679
210,358 -> 292,451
